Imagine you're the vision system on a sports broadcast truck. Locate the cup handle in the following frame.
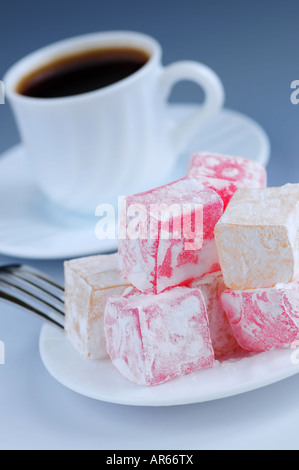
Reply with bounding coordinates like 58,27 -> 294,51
159,61 -> 225,155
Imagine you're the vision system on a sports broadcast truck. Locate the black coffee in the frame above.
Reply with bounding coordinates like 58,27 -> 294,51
16,47 -> 150,98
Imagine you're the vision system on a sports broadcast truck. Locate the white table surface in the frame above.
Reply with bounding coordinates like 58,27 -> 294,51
0,253 -> 299,450
1,0 -> 299,451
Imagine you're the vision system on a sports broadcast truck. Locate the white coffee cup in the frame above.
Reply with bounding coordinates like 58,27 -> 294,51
4,31 -> 224,215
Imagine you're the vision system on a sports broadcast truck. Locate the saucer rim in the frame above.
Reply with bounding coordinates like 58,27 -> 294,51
39,323 -> 299,407
0,103 -> 271,260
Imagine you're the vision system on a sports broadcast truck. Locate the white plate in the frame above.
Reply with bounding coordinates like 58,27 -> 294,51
39,323 -> 299,406
0,103 -> 270,260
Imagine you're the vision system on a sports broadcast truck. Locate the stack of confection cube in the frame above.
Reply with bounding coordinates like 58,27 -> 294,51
215,183 -> 299,352
64,152 -> 267,386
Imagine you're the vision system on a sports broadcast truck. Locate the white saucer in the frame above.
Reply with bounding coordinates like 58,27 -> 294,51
0,104 -> 270,260
39,323 -> 299,406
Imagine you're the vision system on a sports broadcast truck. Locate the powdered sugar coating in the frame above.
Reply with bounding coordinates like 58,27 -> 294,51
119,177 -> 223,294
215,184 -> 299,289
221,279 -> 299,351
187,152 -> 267,208
189,272 -> 239,358
104,286 -> 214,385
64,253 -> 131,359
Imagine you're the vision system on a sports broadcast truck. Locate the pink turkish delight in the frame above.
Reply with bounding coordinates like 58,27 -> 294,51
221,279 -> 299,351
104,286 -> 214,385
118,177 -> 223,294
187,152 -> 267,208
189,272 -> 239,358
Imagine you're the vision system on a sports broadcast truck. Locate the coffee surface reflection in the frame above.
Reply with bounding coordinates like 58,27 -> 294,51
16,47 -> 150,98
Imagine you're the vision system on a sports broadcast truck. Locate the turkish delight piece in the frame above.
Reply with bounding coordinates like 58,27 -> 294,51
214,184 -> 299,289
118,177 -> 223,294
189,272 -> 239,358
221,279 -> 299,351
187,152 -> 267,208
64,253 -> 130,359
104,286 -> 214,385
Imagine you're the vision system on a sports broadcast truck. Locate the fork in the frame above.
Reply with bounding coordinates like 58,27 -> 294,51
0,264 -> 65,329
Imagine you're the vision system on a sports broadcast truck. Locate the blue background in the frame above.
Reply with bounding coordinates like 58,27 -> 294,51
1,0 -> 299,450
1,0 -> 299,186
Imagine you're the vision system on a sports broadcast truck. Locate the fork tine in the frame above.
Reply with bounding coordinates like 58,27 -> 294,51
1,264 -> 65,302
2,264 -> 64,289
21,265 -> 64,292
0,264 -> 65,329
0,284 -> 64,329
0,277 -> 65,316
8,264 -> 64,290
0,271 -> 65,309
